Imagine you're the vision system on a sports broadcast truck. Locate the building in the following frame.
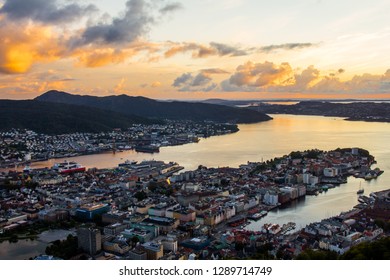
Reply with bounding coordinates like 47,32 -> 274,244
323,167 -> 339,177
38,209 -> 69,223
263,191 -> 278,206
142,242 -> 163,260
77,226 -> 102,256
166,207 -> 196,222
128,222 -> 159,238
102,211 -> 128,224
181,237 -> 210,251
120,228 -> 155,243
161,238 -> 178,253
75,203 -> 110,221
142,216 -> 179,233
148,203 -> 169,217
103,223 -> 128,236
128,247 -> 147,260
103,239 -> 130,256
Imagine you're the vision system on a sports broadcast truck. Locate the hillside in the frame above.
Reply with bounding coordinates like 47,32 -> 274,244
35,90 -> 272,124
250,101 -> 390,122
0,100 -> 159,134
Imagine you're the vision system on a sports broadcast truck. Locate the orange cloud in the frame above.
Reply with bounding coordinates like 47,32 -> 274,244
113,78 -> 128,94
229,61 -> 295,88
0,23 -> 63,74
72,40 -> 162,68
165,42 -> 214,58
151,81 -> 162,87
221,61 -> 390,94
74,48 -> 134,68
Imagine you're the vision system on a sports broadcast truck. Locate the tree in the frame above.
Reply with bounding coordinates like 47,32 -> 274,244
134,191 -> 147,201
296,249 -> 338,260
131,236 -> 139,246
45,234 -> 80,260
340,237 -> 390,260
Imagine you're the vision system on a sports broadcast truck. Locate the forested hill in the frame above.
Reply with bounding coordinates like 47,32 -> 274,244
0,99 -> 159,134
36,90 -> 272,124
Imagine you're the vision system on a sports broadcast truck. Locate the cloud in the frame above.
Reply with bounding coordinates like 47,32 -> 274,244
191,73 -> 212,87
151,81 -> 162,87
70,0 -> 155,47
228,61 -> 295,88
292,65 -> 321,90
220,60 -> 390,94
0,0 -> 98,24
138,81 -> 162,88
209,42 -> 248,56
345,73 -> 386,93
172,67 -> 232,92
260,43 -> 315,52
34,70 -> 76,83
0,23 -> 64,74
73,48 -> 139,68
0,0 -> 182,72
0,69 -> 75,97
159,2 -> 183,14
201,68 -> 230,74
172,72 -> 219,92
69,0 -> 182,48
296,68 -> 390,93
164,41 -> 316,58
164,42 -> 249,58
172,72 -> 193,87
309,76 -> 346,93
114,78 -> 127,93
221,62 -> 335,92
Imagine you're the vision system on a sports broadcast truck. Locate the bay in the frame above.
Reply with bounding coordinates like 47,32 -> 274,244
8,114 -> 390,229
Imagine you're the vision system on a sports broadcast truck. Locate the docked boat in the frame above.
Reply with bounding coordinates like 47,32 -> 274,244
118,159 -> 138,167
23,165 -> 32,173
248,210 -> 268,220
135,145 -> 160,153
53,161 -> 86,174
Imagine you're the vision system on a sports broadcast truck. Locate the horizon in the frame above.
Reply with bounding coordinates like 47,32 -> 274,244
0,0 -> 390,100
4,89 -> 390,102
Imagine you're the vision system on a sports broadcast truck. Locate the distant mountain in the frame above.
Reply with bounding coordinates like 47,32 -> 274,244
0,100 -> 158,134
35,90 -> 272,124
249,101 -> 390,122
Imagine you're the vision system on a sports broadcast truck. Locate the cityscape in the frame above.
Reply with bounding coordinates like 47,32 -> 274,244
1,126 -> 389,260
1,0 -> 390,262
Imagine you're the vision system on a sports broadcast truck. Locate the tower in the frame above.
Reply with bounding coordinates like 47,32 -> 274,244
77,226 -> 102,256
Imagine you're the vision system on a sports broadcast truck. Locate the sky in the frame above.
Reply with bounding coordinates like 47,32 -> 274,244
0,0 -> 390,100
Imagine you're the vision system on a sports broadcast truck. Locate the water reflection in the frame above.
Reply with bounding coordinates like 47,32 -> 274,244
2,115 -> 390,247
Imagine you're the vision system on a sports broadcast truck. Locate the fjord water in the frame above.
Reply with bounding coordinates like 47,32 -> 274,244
30,114 -> 390,227
3,115 -> 390,259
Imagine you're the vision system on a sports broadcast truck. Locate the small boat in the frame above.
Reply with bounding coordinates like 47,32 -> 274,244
357,183 -> 364,194
23,165 -> 32,173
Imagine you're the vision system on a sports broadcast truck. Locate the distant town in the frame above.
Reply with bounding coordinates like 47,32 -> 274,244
0,121 -> 238,169
1,143 -> 389,260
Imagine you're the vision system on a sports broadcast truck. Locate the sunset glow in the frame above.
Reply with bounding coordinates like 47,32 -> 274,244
0,0 -> 389,100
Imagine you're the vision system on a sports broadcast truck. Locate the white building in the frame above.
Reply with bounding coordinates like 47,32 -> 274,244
263,191 -> 279,206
